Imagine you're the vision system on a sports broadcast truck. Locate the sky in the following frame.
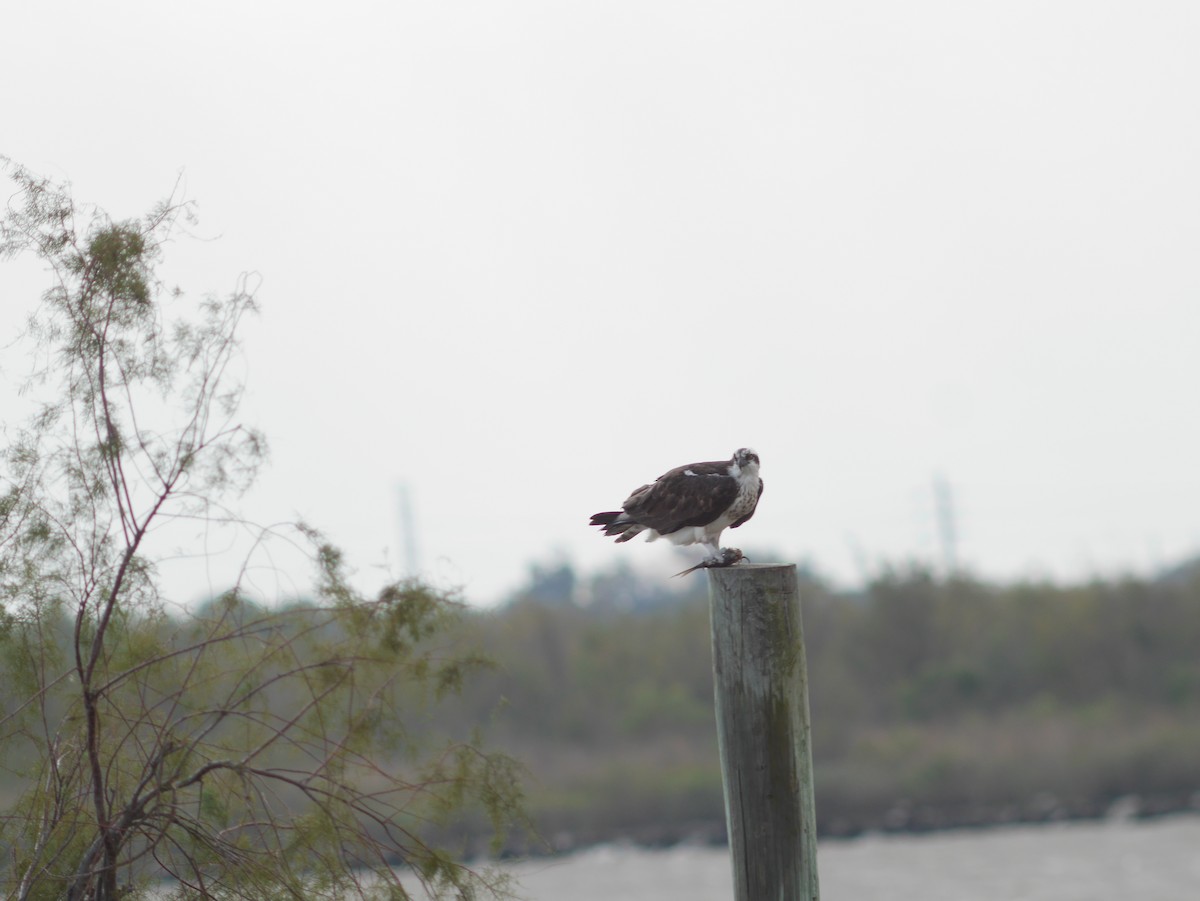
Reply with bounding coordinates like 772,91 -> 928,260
3,1 -> 1200,606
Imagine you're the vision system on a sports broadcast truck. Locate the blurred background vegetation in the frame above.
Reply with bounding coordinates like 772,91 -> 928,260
431,554 -> 1200,853
6,551 -> 1199,862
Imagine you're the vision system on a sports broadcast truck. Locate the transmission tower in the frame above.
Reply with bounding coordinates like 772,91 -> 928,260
932,472 -> 959,575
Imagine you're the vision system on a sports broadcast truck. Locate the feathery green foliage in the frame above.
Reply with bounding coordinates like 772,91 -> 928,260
0,160 -> 524,900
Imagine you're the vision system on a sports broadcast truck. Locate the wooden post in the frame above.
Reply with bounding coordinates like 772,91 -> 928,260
708,564 -> 819,901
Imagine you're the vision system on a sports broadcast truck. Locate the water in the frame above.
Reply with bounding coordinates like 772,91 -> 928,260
483,815 -> 1200,901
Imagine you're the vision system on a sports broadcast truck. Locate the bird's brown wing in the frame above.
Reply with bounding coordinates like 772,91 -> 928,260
622,461 -> 738,535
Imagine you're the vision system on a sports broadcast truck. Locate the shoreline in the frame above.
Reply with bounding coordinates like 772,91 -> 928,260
471,789 -> 1200,860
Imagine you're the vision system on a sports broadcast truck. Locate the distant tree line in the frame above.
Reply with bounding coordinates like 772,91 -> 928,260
438,557 -> 1200,849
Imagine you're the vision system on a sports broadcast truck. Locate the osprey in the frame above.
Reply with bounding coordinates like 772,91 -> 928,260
590,448 -> 763,571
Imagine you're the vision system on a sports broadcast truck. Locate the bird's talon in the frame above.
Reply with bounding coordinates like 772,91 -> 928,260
718,548 -> 745,567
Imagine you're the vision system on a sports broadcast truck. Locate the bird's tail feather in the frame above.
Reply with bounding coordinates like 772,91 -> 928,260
589,511 -> 643,542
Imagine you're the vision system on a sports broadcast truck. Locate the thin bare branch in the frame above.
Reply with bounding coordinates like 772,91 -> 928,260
1,163 -> 523,901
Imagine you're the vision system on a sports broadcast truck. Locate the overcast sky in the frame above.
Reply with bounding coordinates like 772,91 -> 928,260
4,2 -> 1200,605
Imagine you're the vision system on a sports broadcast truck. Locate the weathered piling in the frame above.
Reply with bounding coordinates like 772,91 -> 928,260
708,564 -> 819,901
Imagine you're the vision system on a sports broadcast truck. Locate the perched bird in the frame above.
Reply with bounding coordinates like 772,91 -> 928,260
590,448 -> 763,572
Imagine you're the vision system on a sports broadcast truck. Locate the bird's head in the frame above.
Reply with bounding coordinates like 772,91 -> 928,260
733,448 -> 760,473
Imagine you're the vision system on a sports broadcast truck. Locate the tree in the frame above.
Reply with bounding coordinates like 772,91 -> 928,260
0,160 -> 523,900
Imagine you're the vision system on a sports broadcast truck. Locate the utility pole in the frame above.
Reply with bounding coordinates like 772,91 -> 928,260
396,483 -> 420,578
